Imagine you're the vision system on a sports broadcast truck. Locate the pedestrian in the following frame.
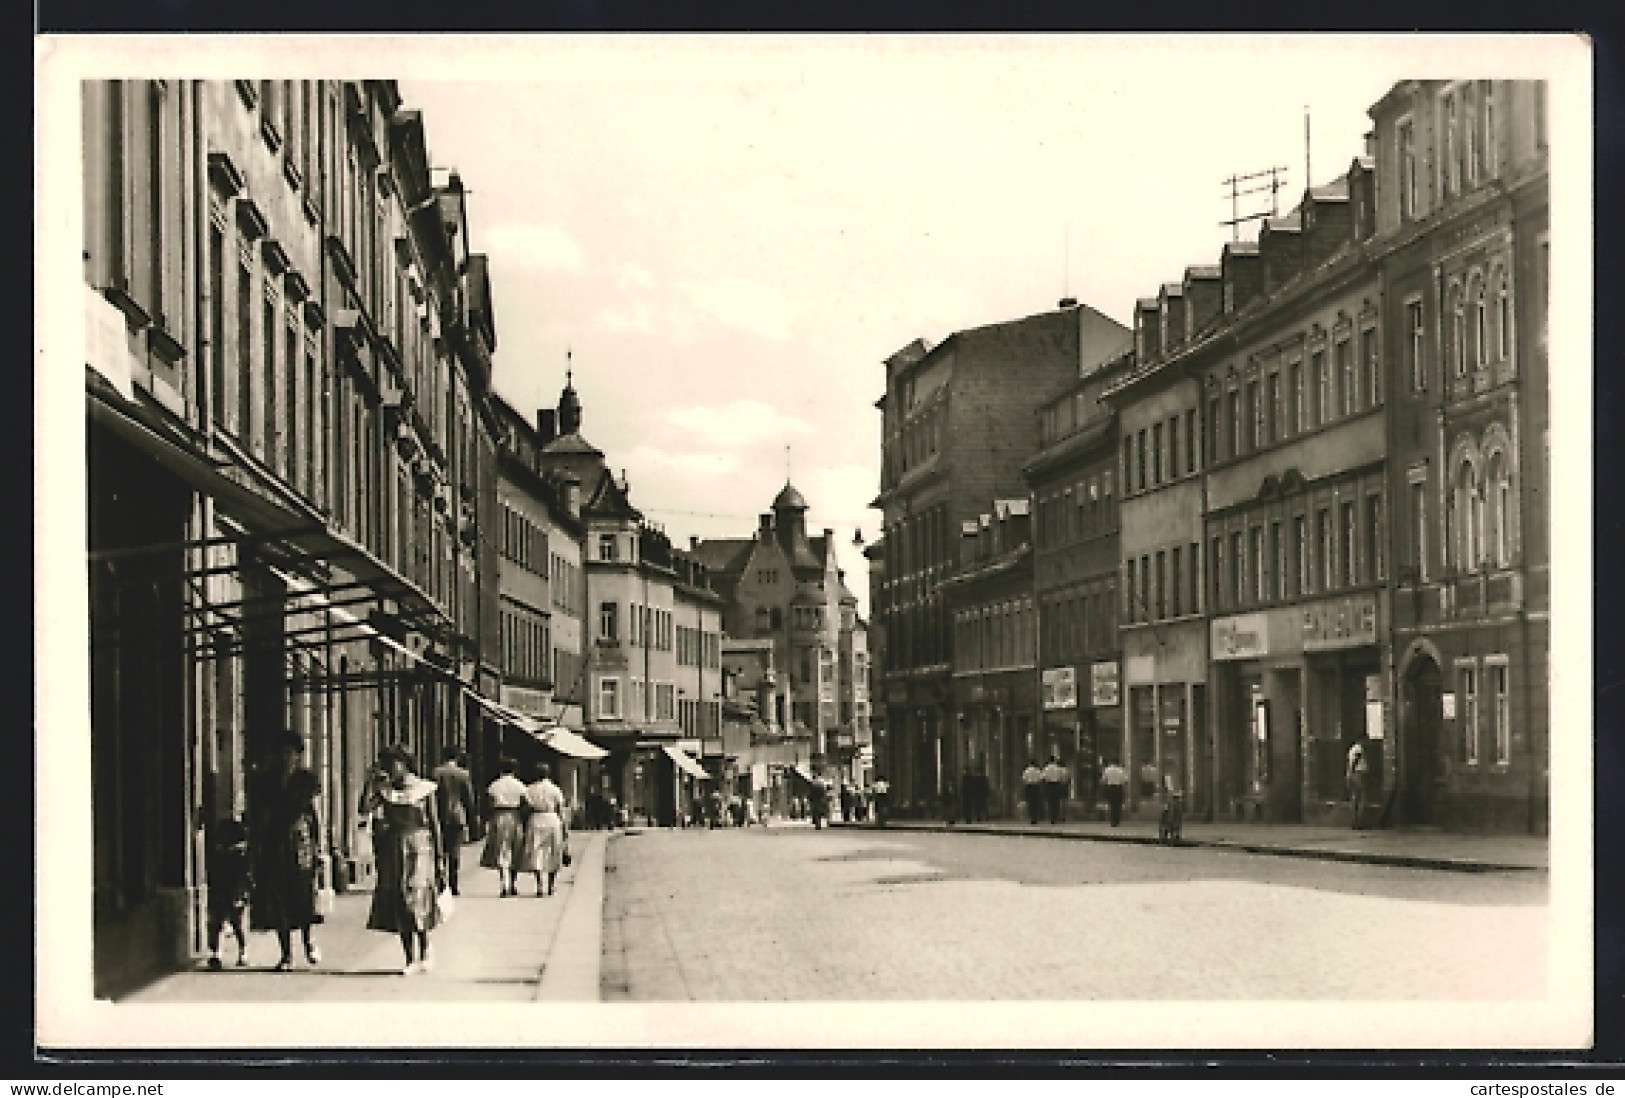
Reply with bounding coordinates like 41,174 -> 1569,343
1021,759 -> 1044,825
480,756 -> 527,897
363,744 -> 446,976
958,766 -> 975,825
518,762 -> 569,897
251,731 -> 323,972
744,796 -> 759,827
204,814 -> 252,970
430,747 -> 476,897
811,781 -> 830,829
871,777 -> 890,826
1042,754 -> 1068,824
1100,760 -> 1129,827
973,767 -> 991,822
1346,733 -> 1371,829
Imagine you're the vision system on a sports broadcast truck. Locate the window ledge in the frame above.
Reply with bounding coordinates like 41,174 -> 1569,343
260,118 -> 283,154
283,157 -> 303,192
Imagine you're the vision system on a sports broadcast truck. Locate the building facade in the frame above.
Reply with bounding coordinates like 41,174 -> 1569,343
83,80 -> 502,995
1368,80 -> 1549,833
871,304 -> 1130,817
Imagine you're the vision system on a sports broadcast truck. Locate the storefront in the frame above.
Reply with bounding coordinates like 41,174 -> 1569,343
1209,592 -> 1387,825
1122,622 -> 1207,819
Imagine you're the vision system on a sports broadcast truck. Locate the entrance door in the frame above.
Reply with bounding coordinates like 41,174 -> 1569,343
1402,655 -> 1444,825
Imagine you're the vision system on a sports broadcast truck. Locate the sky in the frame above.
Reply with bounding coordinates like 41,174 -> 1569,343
385,37 -> 1537,616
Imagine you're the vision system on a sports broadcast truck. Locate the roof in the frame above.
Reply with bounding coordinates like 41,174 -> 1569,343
1136,297 -> 1159,311
582,467 -> 639,521
1224,241 -> 1261,257
688,538 -> 755,575
1264,210 -> 1303,232
773,482 -> 808,510
1160,282 -> 1184,297
1185,265 -> 1223,280
1308,175 -> 1351,202
540,431 -> 603,457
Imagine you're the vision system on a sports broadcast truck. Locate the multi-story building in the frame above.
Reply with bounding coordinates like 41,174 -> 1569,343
1024,347 -> 1133,815
942,500 -> 1037,816
82,80 -> 502,994
871,303 -> 1130,817
1190,163 -> 1390,826
691,483 -> 861,779
838,602 -> 873,788
862,535 -> 888,785
1368,80 -> 1549,833
672,547 -> 726,774
532,374 -> 716,827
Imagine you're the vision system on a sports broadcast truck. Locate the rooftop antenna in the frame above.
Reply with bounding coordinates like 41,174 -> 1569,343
565,347 -> 572,387
1221,165 -> 1290,241
785,444 -> 792,483
1063,220 -> 1071,298
1304,104 -> 1313,192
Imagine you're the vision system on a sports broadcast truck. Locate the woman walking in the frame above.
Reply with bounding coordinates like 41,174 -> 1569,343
481,756 -> 527,897
251,731 -> 323,972
362,745 -> 446,976
517,762 -> 568,897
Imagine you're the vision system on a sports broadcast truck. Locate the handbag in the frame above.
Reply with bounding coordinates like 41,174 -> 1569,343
562,842 -> 572,868
438,887 -> 455,921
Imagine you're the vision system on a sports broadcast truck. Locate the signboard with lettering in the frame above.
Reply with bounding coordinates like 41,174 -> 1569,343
1042,667 -> 1078,710
1442,692 -> 1456,720
1301,594 -> 1379,651
501,685 -> 549,717
1090,662 -> 1120,708
1212,614 -> 1270,661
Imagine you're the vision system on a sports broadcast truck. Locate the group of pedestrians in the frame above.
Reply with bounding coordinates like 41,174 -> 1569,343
479,757 -> 570,899
1019,756 -> 1072,825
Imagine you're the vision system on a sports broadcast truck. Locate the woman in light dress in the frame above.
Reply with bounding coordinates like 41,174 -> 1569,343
517,762 -> 569,897
480,756 -> 527,897
361,744 -> 446,976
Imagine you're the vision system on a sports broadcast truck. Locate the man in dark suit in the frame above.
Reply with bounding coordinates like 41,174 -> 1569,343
431,747 -> 477,895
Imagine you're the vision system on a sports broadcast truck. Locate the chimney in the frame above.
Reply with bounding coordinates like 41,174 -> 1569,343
1221,240 -> 1263,316
1134,299 -> 1161,363
1259,212 -> 1305,296
1058,296 -> 1078,309
1158,283 -> 1186,355
690,536 -> 699,551
537,408 -> 557,445
1301,181 -> 1353,271
760,513 -> 775,541
1182,266 -> 1224,342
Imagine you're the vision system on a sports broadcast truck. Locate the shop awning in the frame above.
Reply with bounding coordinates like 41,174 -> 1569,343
790,763 -> 818,785
662,744 -> 710,781
539,727 -> 609,760
466,691 -> 544,732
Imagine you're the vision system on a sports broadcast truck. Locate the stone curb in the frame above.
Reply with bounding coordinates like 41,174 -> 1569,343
830,820 -> 1546,874
534,829 -> 607,1001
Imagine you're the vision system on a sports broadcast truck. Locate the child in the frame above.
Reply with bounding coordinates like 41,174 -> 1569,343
205,815 -> 253,970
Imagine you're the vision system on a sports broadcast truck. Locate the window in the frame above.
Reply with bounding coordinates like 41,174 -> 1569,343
1443,92 -> 1459,198
1459,662 -> 1479,765
1170,546 -> 1182,617
1313,350 -> 1331,426
598,533 -> 618,561
1451,287 -> 1467,377
1337,339 -> 1355,417
1398,117 -> 1417,218
1230,531 -> 1244,606
1247,381 -> 1262,452
1184,409 -> 1197,474
1487,450 -> 1512,567
1362,327 -> 1381,408
1266,373 -> 1281,445
1471,274 -> 1487,370
1207,396 -> 1221,464
598,601 -> 619,641
1168,418 -> 1179,481
1342,500 -> 1358,587
1454,459 -> 1481,571
1289,361 -> 1304,435
1407,299 -> 1426,392
1316,508 -> 1333,593
1210,536 -> 1224,611
1366,493 -> 1385,583
1123,437 -> 1134,494
1293,515 -> 1308,597
599,677 -> 621,720
1137,430 -> 1148,492
1139,556 -> 1151,623
1270,521 -> 1284,602
237,251 -> 254,447
208,221 -> 228,430
1227,391 -> 1241,459
1190,542 -> 1201,612
1495,270 -> 1511,362
1488,659 -> 1510,764
1151,423 -> 1163,485
1250,527 -> 1264,606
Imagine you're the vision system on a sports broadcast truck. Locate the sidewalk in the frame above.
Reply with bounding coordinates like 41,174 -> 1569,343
123,830 -> 608,1002
832,816 -> 1548,872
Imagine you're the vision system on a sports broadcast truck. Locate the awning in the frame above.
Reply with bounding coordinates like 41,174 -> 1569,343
539,727 -> 608,760
662,744 -> 710,781
789,763 -> 818,785
466,691 -> 544,732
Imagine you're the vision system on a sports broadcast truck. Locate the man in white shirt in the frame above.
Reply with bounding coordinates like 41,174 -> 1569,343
1041,755 -> 1069,824
1100,761 -> 1129,827
1346,734 -> 1371,829
1021,760 -> 1044,825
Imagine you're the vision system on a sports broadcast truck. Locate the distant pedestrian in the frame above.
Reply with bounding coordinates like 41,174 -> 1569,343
431,747 -> 476,897
1021,759 -> 1044,825
958,766 -> 975,825
204,815 -> 252,970
811,781 -> 830,829
744,797 -> 759,827
871,777 -> 890,826
251,731 -> 322,972
1042,755 -> 1068,824
1346,734 -> 1371,829
481,757 -> 527,897
517,762 -> 568,897
973,768 -> 991,822
363,744 -> 446,976
1100,761 -> 1129,827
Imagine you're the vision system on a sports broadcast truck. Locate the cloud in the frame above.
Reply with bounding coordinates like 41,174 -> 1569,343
625,444 -> 741,479
481,221 -> 585,274
615,262 -> 657,291
667,400 -> 813,449
596,302 -> 654,334
682,278 -> 796,342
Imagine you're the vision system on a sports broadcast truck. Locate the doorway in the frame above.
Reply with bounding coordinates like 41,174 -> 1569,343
1402,653 -> 1444,825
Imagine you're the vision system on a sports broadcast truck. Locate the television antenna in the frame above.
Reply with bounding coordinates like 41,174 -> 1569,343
1220,165 -> 1290,241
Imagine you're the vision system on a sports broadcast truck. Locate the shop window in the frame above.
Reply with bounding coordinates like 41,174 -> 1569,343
1458,661 -> 1479,765
1488,658 -> 1510,764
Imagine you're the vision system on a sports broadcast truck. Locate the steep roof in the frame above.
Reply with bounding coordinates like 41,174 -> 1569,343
540,430 -> 603,457
773,482 -> 808,510
582,467 -> 639,521
689,537 -> 756,576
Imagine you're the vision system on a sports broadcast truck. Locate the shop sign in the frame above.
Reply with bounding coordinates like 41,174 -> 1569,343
1442,692 -> 1456,720
1212,614 -> 1270,661
1301,593 -> 1379,651
1041,667 -> 1077,710
501,684 -> 549,717
1091,662 -> 1120,708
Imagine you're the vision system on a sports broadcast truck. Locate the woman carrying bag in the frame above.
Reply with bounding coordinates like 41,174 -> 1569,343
361,745 -> 447,976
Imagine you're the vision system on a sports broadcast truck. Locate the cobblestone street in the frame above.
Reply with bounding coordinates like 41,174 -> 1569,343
600,826 -> 1547,1001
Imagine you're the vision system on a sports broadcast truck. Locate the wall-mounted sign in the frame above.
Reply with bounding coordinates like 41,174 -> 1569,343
1042,667 -> 1078,710
1442,692 -> 1456,720
1301,593 -> 1379,651
1212,614 -> 1270,661
501,684 -> 549,717
1091,662 -> 1120,708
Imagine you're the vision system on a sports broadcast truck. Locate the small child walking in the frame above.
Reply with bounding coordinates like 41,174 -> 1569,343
205,815 -> 253,970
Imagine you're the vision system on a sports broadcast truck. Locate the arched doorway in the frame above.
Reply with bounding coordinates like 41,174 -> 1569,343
1401,651 -> 1445,825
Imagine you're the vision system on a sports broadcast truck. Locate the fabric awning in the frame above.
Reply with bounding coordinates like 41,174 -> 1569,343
790,763 -> 818,785
466,691 -> 544,732
539,727 -> 608,760
662,744 -> 710,781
